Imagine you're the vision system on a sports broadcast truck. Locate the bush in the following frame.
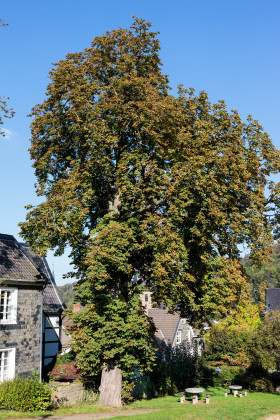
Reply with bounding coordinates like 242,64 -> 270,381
204,303 -> 260,368
81,389 -> 99,404
149,342 -> 205,395
210,365 -> 245,387
204,323 -> 253,368
0,373 -> 52,411
55,350 -> 76,365
121,380 -> 135,404
250,311 -> 280,370
242,364 -> 274,392
132,375 -> 153,399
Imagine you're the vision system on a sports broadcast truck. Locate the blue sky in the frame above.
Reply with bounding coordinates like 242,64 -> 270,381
1,0 -> 279,285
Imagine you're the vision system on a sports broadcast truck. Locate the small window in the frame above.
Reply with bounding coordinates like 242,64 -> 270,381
0,348 -> 15,382
186,329 -> 191,342
181,318 -> 186,324
176,330 -> 182,344
145,294 -> 149,302
0,289 -> 17,324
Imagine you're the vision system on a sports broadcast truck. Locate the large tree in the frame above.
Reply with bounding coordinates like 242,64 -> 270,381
20,18 -> 280,405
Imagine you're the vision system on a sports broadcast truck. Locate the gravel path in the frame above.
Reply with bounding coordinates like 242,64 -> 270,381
263,416 -> 280,420
11,408 -> 161,420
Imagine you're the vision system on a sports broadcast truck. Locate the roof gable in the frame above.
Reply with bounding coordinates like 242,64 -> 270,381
19,242 -> 66,314
0,234 -> 65,313
148,309 -> 180,345
0,234 -> 44,285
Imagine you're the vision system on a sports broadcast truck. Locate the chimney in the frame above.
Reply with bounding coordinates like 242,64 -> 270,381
73,303 -> 81,312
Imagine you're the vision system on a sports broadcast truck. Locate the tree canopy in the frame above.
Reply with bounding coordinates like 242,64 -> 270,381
243,242 -> 280,302
20,17 -> 280,402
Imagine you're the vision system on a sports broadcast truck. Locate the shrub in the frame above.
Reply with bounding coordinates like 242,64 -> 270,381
242,364 -> 274,392
210,365 -> 245,386
250,310 -> 280,370
149,342 -> 205,395
132,375 -> 153,399
121,380 -> 135,404
0,372 -> 52,411
81,389 -> 99,404
204,303 -> 260,368
204,323 -> 254,368
55,350 -> 76,365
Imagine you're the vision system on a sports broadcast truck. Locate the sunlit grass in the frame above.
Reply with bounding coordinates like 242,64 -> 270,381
1,387 -> 279,419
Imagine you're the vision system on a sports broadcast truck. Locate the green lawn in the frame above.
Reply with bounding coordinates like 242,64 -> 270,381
126,387 -> 280,420
1,387 -> 280,420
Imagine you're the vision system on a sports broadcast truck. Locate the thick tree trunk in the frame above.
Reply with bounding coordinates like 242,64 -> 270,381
98,362 -> 122,407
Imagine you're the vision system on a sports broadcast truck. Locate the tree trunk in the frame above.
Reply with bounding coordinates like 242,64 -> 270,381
108,192 -> 121,214
98,362 -> 122,407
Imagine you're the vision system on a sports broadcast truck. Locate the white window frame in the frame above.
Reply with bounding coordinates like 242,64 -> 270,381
0,288 -> 17,324
176,330 -> 182,345
0,348 -> 16,382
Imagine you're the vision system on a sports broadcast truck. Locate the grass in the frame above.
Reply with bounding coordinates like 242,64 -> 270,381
126,387 -> 280,420
1,387 -> 280,419
0,403 -> 111,419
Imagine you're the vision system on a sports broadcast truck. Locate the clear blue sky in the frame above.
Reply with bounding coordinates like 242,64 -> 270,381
1,0 -> 279,285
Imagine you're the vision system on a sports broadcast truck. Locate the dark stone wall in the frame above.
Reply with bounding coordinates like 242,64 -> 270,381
0,285 -> 42,377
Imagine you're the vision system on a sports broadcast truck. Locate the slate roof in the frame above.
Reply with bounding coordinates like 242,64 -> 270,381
19,243 -> 49,278
19,242 -> 66,314
0,234 -> 65,314
148,308 -> 180,346
0,234 -> 43,284
267,288 -> 280,311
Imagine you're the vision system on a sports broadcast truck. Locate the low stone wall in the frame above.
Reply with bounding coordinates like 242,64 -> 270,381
51,381 -> 84,406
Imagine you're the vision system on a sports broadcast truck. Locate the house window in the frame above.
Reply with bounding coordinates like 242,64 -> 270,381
186,329 -> 191,342
145,294 -> 149,302
0,348 -> 15,382
176,330 -> 182,344
0,289 -> 17,324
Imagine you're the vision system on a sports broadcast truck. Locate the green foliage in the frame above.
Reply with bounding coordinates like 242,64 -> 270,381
250,310 -> 280,370
204,303 -> 260,368
121,380 -> 135,405
19,16 -> 280,401
55,350 -> 76,365
132,376 -> 154,399
58,282 -> 77,309
0,97 -> 14,137
81,389 -> 99,404
20,17 -> 280,322
243,243 -> 280,302
150,343 -> 205,395
210,366 -> 244,387
242,364 -> 275,392
0,373 -> 52,411
205,309 -> 280,392
204,323 -> 253,367
67,292 -> 156,378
